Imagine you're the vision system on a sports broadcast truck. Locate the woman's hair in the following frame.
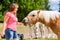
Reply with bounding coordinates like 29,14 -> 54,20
8,3 -> 18,12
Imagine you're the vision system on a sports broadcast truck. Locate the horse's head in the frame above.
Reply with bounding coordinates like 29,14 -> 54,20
22,10 -> 40,25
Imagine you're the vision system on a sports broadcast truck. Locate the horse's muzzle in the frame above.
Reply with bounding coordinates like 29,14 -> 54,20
22,18 -> 29,26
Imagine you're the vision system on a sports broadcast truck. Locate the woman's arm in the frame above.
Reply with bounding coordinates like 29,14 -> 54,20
1,15 -> 9,37
17,22 -> 24,26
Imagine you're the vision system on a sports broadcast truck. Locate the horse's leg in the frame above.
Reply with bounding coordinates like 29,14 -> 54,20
39,24 -> 45,38
57,33 -> 60,40
29,26 -> 32,38
42,24 -> 46,38
57,35 -> 60,40
58,37 -> 60,40
34,24 -> 39,38
47,27 -> 52,38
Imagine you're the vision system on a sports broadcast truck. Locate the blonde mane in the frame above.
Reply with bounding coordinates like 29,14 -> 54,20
39,10 -> 60,23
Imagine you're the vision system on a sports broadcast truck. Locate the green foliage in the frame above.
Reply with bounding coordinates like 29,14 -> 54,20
0,0 -> 50,22
0,12 -> 4,22
0,4 -> 2,10
44,0 -> 50,10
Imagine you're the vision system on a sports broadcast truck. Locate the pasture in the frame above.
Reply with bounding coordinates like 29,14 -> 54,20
0,23 -> 57,40
0,38 -> 57,40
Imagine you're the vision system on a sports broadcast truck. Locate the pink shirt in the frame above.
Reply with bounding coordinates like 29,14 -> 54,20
6,12 -> 18,31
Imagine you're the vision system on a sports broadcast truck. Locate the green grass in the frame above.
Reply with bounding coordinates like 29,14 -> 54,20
24,38 -> 57,40
0,38 -> 57,40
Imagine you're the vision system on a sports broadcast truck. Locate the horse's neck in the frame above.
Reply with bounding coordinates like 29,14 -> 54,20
39,11 -> 60,23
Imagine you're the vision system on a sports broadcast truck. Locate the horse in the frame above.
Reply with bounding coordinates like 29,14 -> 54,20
22,10 -> 60,40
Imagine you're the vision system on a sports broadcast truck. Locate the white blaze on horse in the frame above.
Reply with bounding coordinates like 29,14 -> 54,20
22,10 -> 60,40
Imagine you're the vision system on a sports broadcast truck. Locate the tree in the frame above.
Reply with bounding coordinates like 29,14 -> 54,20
43,0 -> 50,10
0,0 -> 50,22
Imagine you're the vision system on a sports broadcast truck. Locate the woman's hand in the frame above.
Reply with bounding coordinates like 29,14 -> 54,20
1,32 -> 5,37
18,22 -> 24,26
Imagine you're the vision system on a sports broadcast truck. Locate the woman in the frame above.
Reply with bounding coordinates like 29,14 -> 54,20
1,3 -> 22,40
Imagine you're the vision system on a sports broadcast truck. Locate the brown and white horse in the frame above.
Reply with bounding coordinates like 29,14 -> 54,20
22,10 -> 60,40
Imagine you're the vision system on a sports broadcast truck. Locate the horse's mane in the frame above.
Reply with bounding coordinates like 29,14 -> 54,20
39,10 -> 60,23
28,10 -> 37,16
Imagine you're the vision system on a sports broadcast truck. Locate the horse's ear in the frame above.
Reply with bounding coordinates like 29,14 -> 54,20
37,10 -> 40,14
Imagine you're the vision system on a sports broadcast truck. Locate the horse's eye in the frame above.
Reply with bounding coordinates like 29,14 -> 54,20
32,15 -> 35,17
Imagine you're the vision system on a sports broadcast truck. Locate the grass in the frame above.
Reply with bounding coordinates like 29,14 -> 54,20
0,23 -> 57,40
0,38 -> 57,40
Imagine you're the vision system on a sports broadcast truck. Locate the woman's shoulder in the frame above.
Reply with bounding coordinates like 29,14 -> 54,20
6,11 -> 11,14
5,11 -> 11,17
